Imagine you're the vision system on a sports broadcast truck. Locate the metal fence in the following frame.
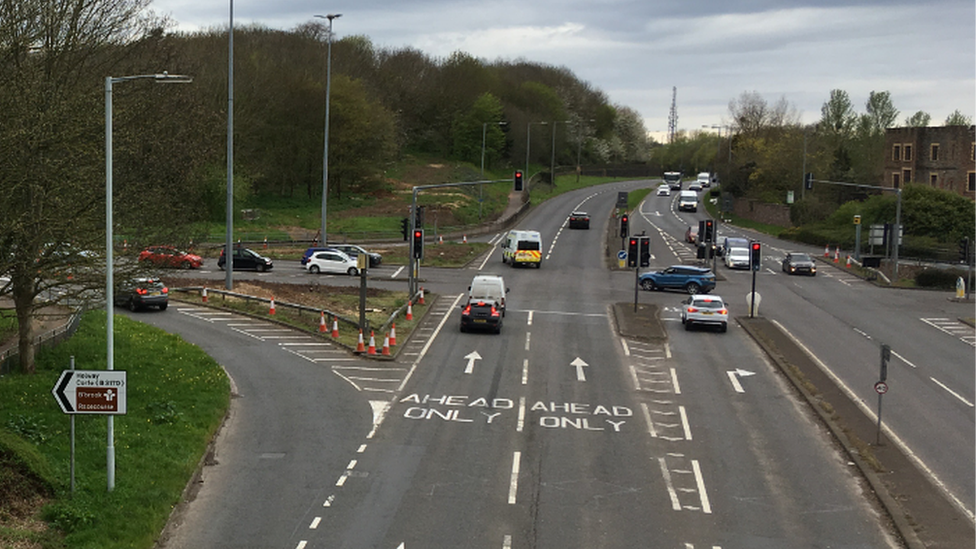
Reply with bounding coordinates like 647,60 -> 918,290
0,309 -> 83,376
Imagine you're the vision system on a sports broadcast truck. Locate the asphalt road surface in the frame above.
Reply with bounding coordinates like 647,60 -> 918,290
142,180 -> 972,548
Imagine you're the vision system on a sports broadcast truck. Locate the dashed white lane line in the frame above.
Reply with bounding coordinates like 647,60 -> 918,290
931,377 -> 975,407
508,451 -> 522,504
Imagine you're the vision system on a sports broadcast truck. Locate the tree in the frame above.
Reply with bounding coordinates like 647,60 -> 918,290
862,91 -> 899,135
944,110 -> 973,126
904,111 -> 931,127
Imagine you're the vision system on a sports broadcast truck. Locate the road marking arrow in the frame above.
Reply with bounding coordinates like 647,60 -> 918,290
726,369 -> 755,393
571,357 -> 589,381
463,351 -> 482,374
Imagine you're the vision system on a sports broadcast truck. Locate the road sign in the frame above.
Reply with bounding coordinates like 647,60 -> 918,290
874,381 -> 888,394
617,250 -> 627,269
52,370 -> 127,415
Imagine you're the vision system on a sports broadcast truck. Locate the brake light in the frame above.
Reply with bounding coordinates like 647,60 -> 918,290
718,308 -> 727,314
491,306 -> 500,317
162,287 -> 168,294
136,288 -> 148,295
462,305 -> 471,315
687,306 -> 698,313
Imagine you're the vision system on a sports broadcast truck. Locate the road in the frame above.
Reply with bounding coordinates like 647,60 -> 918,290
146,179 -> 971,548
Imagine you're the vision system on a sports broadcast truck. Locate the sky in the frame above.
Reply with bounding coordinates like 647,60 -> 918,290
150,0 -> 975,141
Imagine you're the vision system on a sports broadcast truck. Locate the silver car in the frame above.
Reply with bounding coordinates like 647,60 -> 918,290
680,294 -> 728,332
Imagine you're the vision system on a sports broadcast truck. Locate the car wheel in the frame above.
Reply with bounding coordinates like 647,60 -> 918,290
720,322 -> 727,333
495,325 -> 502,334
128,299 -> 139,312
685,282 -> 701,295
256,264 -> 266,273
348,267 -> 359,276
309,265 -> 320,274
684,321 -> 693,331
180,261 -> 191,269
640,280 -> 655,291
159,303 -> 168,311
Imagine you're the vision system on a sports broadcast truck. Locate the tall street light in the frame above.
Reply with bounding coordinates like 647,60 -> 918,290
525,121 -> 547,187
315,13 -> 342,246
105,72 -> 191,492
550,120 -> 571,186
226,0 -> 234,290
576,118 -> 596,184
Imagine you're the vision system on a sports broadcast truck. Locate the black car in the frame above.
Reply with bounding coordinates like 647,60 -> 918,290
568,211 -> 590,229
218,247 -> 274,271
782,252 -> 817,276
330,244 -> 382,268
459,300 -> 503,333
115,278 -> 168,311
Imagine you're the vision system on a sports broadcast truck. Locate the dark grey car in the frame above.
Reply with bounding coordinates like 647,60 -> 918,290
782,252 -> 817,276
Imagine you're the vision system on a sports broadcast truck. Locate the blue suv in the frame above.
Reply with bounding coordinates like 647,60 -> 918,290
639,265 -> 716,294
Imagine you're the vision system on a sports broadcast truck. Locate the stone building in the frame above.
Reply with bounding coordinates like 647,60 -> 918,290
883,125 -> 975,199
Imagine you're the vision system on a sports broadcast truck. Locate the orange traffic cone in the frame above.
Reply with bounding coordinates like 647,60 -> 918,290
463,235 -> 467,244
406,301 -> 413,321
833,247 -> 840,263
269,296 -> 276,315
846,255 -> 852,268
824,244 -> 829,258
367,331 -> 377,355
331,316 -> 339,338
382,333 -> 391,356
263,237 -> 268,249
319,311 -> 327,332
356,330 -> 365,352
202,287 -> 208,303
419,287 -> 425,305
438,235 -> 443,244
389,323 -> 397,346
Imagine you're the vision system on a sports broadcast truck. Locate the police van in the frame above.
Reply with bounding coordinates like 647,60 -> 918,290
501,230 -> 543,268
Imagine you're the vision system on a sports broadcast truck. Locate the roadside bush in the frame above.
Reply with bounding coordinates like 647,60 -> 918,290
914,268 -> 966,289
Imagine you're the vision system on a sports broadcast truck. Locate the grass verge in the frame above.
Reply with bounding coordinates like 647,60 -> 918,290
0,312 -> 230,549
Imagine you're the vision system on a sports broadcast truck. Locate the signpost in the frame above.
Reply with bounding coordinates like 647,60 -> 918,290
876,344 -> 890,445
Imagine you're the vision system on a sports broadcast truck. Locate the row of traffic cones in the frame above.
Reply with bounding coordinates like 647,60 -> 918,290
355,328 -> 396,355
823,245 -> 854,268
436,236 -> 467,244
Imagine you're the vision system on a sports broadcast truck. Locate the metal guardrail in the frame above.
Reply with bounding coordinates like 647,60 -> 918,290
0,309 -> 83,376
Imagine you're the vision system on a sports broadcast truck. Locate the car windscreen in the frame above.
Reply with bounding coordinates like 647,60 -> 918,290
792,254 -> 812,262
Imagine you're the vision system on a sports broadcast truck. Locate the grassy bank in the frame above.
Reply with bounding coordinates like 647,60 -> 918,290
0,312 -> 230,549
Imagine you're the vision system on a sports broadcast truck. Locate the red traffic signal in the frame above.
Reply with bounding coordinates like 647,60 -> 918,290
750,241 -> 761,270
620,214 -> 629,238
514,170 -> 524,191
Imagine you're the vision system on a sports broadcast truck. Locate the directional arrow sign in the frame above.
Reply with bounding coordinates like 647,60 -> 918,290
726,369 -> 755,393
51,370 -> 127,415
463,351 -> 482,374
571,357 -> 589,381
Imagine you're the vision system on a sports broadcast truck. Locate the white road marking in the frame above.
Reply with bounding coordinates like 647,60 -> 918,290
502,534 -> 512,549
521,359 -> 529,385
658,457 -> 681,511
931,377 -> 975,407
641,403 -> 658,437
517,397 -> 526,432
390,266 -> 404,278
524,332 -> 531,351
679,406 -> 692,440
309,517 -> 321,529
508,451 -> 521,504
527,310 -> 534,326
726,371 -> 744,393
692,460 -> 712,514
670,368 -> 681,394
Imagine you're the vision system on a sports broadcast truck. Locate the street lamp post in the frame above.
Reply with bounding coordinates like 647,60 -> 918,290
525,121 -> 548,188
315,13 -> 342,246
226,0 -> 234,291
550,120 -> 570,186
105,72 -> 191,492
575,118 -> 596,184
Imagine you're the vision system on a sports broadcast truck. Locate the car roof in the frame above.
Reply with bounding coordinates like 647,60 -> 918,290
690,294 -> 724,302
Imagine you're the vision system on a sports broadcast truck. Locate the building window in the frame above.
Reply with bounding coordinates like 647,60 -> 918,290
892,144 -> 901,161
902,169 -> 912,184
892,172 -> 900,188
904,145 -> 913,161
930,173 -> 938,186
931,143 -> 940,161
969,172 -> 975,192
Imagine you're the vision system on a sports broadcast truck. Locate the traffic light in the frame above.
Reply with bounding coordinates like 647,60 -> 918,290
804,173 -> 814,190
412,229 -> 424,259
514,170 -> 524,191
639,236 -> 651,267
960,237 -> 971,263
620,214 -> 629,238
750,241 -> 762,271
704,220 -> 714,243
627,237 -> 638,268
400,218 -> 410,241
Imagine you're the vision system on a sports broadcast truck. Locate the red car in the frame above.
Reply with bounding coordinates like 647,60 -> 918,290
138,246 -> 203,269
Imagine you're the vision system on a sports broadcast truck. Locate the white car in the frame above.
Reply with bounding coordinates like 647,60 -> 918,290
724,247 -> 751,269
656,184 -> 671,196
305,250 -> 359,276
680,294 -> 728,332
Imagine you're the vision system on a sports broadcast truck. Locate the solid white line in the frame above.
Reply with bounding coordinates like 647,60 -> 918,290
508,451 -> 521,504
390,266 -> 404,278
657,457 -> 681,510
670,368 -> 681,394
692,460 -> 712,514
396,294 -> 466,394
891,349 -> 917,368
679,406 -> 692,440
621,338 -> 630,356
770,319 -> 975,522
931,377 -> 975,407
726,371 -> 744,393
641,403 -> 657,437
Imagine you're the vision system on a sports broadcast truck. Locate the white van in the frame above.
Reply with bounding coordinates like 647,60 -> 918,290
697,172 -> 711,188
466,275 -> 508,315
677,190 -> 699,212
502,230 -> 543,268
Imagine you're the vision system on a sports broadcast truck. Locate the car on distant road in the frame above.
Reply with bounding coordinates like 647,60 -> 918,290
301,247 -> 338,265
656,184 -> 671,197
677,190 -> 698,212
680,294 -> 728,332
782,252 -> 817,276
639,265 -> 716,294
568,211 -> 590,229
724,247 -> 751,269
664,171 -> 682,190
328,244 -> 382,268
718,236 -> 750,257
305,249 -> 359,276
218,247 -> 273,272
138,246 -> 203,269
697,172 -> 711,188
115,277 -> 168,312
688,181 -> 702,192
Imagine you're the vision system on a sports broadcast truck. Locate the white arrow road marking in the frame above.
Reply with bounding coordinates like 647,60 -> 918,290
464,351 -> 482,374
571,357 -> 589,381
726,369 -> 755,393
